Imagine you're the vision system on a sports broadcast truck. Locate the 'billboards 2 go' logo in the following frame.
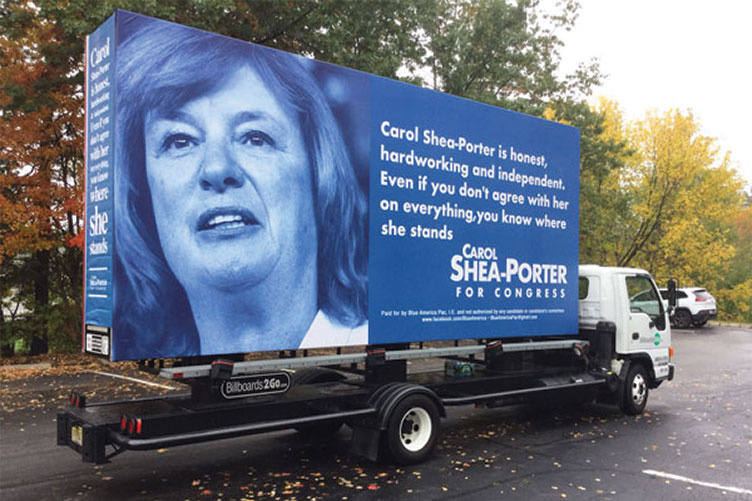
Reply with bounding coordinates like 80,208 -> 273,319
220,373 -> 291,399
654,333 -> 661,346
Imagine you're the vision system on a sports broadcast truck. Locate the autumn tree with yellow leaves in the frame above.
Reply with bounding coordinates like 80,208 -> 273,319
716,201 -> 752,321
583,100 -> 750,321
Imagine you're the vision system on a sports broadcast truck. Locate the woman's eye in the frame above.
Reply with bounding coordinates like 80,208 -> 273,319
241,130 -> 275,148
162,133 -> 197,152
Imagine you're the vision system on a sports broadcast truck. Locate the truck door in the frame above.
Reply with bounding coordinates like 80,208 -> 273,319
624,275 -> 669,355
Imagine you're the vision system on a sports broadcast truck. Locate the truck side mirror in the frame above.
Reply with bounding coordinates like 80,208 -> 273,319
667,279 -> 677,310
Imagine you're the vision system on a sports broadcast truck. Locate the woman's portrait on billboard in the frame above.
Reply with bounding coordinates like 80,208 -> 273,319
113,14 -> 368,358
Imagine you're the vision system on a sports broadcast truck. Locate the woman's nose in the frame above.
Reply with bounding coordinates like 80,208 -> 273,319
198,142 -> 245,192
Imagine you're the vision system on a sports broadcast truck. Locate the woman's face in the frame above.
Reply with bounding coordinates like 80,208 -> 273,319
143,65 -> 317,292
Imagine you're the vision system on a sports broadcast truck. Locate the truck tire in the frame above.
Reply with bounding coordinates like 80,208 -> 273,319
673,309 -> 691,329
620,363 -> 649,415
292,368 -> 346,436
384,394 -> 440,464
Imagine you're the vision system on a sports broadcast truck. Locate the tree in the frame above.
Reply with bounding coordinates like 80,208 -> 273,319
0,2 -> 84,353
33,0 -> 431,81
545,98 -> 632,265
715,202 -> 752,322
585,106 -> 747,319
420,0 -> 601,114
615,110 -> 744,276
548,99 -> 749,321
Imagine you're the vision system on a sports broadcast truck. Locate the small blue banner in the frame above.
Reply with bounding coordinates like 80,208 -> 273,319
83,14 -> 116,351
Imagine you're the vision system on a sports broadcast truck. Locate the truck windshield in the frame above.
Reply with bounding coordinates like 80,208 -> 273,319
626,276 -> 665,330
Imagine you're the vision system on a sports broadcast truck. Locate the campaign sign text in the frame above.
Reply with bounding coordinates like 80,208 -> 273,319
83,14 -> 116,354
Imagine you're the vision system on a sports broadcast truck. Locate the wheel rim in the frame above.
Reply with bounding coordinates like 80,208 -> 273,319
399,407 -> 432,452
631,373 -> 646,406
676,311 -> 690,328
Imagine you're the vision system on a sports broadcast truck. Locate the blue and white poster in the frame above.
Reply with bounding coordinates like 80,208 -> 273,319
83,14 -> 116,355
84,11 -> 579,360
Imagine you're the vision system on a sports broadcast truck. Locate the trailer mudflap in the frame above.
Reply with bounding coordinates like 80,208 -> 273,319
350,425 -> 382,462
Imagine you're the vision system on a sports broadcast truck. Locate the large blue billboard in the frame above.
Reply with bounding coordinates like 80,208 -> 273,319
84,11 -> 579,360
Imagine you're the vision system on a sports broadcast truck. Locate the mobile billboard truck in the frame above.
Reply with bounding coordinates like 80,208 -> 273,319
59,10 -> 675,464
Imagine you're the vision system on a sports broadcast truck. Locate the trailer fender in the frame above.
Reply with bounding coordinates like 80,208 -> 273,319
350,383 -> 444,462
370,383 -> 445,431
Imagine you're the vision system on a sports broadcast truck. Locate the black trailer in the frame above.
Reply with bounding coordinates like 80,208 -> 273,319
58,323 -> 634,465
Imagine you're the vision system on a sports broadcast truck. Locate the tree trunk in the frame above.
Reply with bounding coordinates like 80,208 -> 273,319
31,249 -> 50,355
0,310 -> 12,357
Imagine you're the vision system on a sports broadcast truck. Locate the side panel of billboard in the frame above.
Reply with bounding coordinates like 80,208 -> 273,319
83,14 -> 116,357
84,11 -> 579,360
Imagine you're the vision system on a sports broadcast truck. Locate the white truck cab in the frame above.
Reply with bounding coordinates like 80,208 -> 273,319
579,265 -> 674,413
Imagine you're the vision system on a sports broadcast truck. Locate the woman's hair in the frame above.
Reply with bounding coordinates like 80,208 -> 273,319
113,14 -> 368,358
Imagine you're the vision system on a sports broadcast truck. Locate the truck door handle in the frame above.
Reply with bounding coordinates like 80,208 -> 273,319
632,332 -> 639,340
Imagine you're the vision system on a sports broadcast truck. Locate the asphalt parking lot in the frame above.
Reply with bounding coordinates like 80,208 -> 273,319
1,324 -> 751,500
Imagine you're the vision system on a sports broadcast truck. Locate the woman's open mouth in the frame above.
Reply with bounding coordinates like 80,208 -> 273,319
196,207 -> 259,237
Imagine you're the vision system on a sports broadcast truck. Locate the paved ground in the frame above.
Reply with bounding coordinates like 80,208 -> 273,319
1,325 -> 750,500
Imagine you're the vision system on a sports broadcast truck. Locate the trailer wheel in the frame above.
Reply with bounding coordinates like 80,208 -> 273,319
384,394 -> 440,464
620,363 -> 649,415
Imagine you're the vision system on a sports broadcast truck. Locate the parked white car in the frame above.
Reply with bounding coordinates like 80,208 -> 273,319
659,287 -> 717,328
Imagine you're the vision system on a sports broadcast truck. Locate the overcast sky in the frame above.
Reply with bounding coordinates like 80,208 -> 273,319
558,0 -> 752,189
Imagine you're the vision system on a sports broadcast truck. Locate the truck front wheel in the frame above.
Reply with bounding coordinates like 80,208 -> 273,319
385,394 -> 440,464
621,363 -> 649,415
